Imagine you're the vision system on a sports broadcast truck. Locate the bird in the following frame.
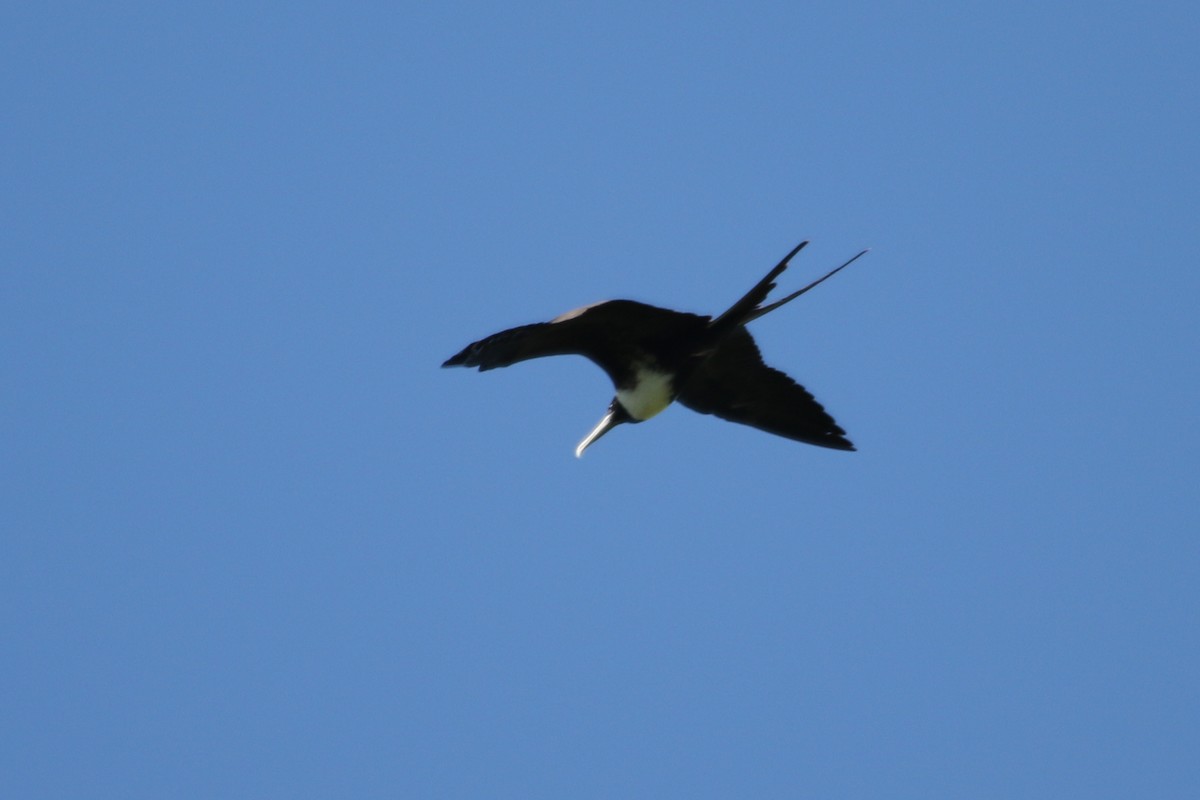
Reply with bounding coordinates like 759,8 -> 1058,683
442,240 -> 867,457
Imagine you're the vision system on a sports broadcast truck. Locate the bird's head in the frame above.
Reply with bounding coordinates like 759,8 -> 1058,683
574,399 -> 634,458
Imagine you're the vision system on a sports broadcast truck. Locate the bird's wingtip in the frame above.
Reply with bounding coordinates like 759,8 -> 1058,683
441,345 -> 473,368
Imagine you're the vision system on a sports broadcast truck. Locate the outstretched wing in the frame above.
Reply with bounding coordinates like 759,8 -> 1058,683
441,300 -> 708,386
677,329 -> 854,450
441,321 -> 569,371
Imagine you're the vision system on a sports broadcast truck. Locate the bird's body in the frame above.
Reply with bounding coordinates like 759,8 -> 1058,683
442,241 -> 866,456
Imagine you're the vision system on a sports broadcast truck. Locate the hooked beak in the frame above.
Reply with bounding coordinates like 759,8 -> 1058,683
575,409 -> 621,458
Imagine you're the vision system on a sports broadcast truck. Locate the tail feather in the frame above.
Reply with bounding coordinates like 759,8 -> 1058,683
743,248 -> 869,324
708,241 -> 808,335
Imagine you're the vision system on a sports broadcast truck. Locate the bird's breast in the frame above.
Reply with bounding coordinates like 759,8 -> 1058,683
617,367 -> 675,422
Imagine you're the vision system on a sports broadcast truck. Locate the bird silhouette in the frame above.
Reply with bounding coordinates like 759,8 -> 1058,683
443,241 -> 867,457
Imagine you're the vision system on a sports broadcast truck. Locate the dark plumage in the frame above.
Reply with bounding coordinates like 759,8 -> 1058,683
442,241 -> 867,456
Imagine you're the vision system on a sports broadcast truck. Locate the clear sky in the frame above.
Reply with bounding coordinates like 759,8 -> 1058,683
4,2 -> 1198,798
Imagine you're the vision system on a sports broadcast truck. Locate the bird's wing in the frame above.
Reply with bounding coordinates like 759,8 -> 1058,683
676,329 -> 855,450
441,321 -> 572,371
442,300 -> 708,386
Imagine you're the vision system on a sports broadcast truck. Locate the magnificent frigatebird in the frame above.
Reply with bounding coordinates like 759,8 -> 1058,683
442,240 -> 867,457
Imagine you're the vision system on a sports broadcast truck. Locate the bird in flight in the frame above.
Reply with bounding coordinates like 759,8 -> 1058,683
442,240 -> 867,457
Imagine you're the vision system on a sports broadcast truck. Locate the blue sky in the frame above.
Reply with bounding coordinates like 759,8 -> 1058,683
3,2 -> 1198,797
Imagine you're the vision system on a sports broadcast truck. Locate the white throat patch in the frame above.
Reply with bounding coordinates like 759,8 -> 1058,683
617,368 -> 674,421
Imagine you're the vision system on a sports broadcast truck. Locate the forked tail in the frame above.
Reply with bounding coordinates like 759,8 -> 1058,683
710,242 -> 868,335
743,247 -> 869,324
708,241 -> 808,336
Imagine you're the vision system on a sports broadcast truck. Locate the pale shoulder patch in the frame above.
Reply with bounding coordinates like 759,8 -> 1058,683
552,301 -> 609,323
